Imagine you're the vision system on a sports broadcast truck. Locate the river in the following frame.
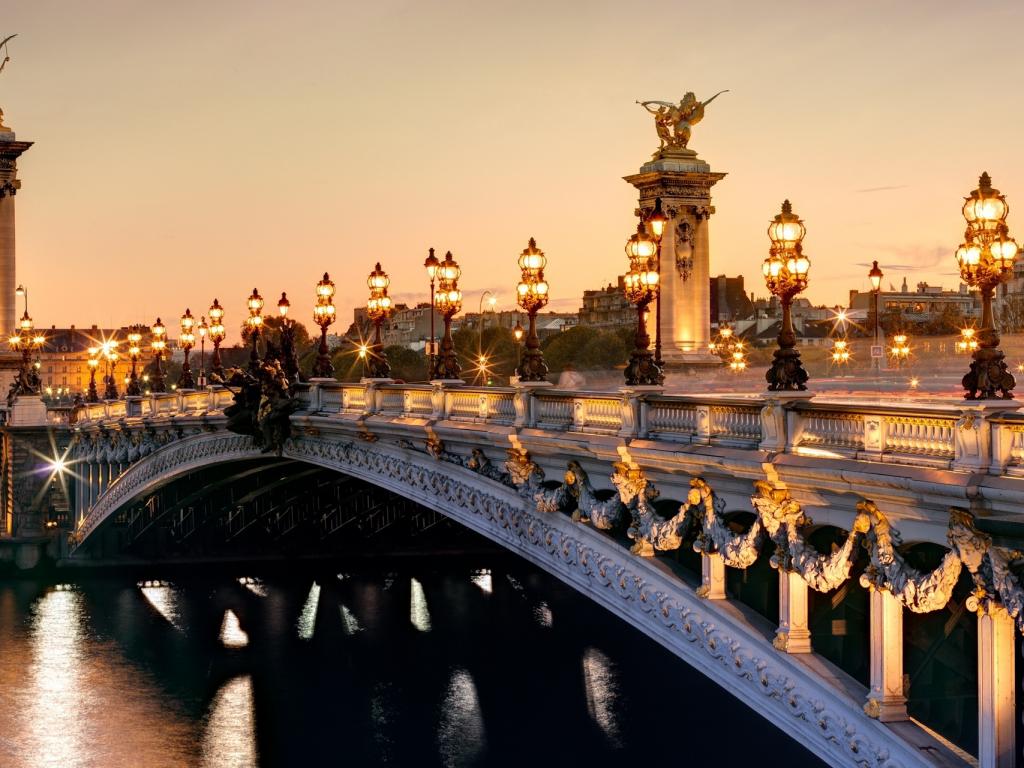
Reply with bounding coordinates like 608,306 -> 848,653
0,557 -> 825,767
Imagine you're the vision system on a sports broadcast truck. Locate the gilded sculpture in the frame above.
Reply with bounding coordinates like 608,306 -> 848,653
637,90 -> 728,152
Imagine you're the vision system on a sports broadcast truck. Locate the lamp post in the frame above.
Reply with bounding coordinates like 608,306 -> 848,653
178,308 -> 196,389
312,273 -> 336,379
197,316 -> 208,387
366,262 -> 394,379
622,222 -> 662,386
763,200 -> 810,391
424,248 -> 439,372
955,172 -> 1019,399
246,288 -> 264,373
646,198 -> 668,369
512,317 -> 524,372
515,237 -> 550,382
102,341 -> 119,400
477,290 -> 493,363
150,318 -> 167,393
86,346 -> 100,403
868,260 -> 883,373
431,251 -> 463,381
208,299 -> 225,381
15,283 -> 27,317
277,292 -> 300,382
126,326 -> 143,396
7,310 -> 43,395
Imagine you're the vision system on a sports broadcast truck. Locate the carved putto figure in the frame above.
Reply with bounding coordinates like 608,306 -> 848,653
637,90 -> 728,151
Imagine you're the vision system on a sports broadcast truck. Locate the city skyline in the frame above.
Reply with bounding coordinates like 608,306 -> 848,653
2,1 -> 1022,341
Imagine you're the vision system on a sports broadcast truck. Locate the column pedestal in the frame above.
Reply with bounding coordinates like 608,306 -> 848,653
698,551 -> 726,599
625,147 -> 726,369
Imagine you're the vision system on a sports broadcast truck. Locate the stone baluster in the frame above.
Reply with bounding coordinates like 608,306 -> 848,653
977,606 -> 1015,768
430,382 -> 446,420
864,586 -> 907,721
695,404 -> 711,444
774,570 -> 811,653
989,419 -> 1019,476
699,552 -> 726,600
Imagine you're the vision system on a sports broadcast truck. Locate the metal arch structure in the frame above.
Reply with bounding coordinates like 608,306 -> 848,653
65,426 -> 956,768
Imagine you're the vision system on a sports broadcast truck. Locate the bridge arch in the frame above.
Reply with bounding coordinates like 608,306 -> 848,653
68,428 -> 948,768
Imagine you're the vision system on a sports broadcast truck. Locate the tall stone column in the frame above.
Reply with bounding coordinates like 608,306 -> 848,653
624,147 -> 725,368
977,607 -> 1015,768
0,116 -> 32,336
864,586 -> 908,722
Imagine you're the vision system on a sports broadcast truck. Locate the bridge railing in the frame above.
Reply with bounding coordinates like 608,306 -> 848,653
69,381 -> 1024,476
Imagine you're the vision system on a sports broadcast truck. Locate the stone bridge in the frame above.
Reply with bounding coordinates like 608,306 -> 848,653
10,380 -> 1024,768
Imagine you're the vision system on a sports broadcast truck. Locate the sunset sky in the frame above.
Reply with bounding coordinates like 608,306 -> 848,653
2,1 -> 1022,340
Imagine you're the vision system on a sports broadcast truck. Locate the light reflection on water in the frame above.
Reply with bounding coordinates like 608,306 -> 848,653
437,668 -> 485,767
0,568 -> 825,767
200,676 -> 256,768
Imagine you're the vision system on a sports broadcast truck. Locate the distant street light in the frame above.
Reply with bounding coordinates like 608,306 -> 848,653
431,251 -> 463,381
178,309 -> 196,389
646,197 -> 668,369
424,248 -> 440,372
366,263 -> 394,379
512,317 -> 524,370
126,326 -> 143,396
86,346 -> 100,403
197,316 -> 209,387
150,318 -> 167,393
955,172 -> 1018,399
622,221 -> 661,386
277,292 -> 299,383
246,288 -> 264,374
889,333 -> 911,368
102,340 -> 120,400
208,300 -> 226,381
515,237 -> 550,382
762,200 -> 810,391
868,260 -> 884,375
312,273 -> 336,379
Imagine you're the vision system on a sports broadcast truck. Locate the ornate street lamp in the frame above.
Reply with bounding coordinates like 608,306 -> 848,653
955,172 -> 1019,399
729,344 -> 748,372
424,248 -> 440,372
366,263 -> 394,379
8,310 -> 43,395
102,340 -> 120,400
762,200 -> 810,391
208,299 -> 225,381
246,288 -> 264,373
126,326 -> 143,396
86,346 -> 100,403
197,316 -> 208,387
830,338 -> 851,366
515,237 -> 550,382
431,251 -> 463,381
312,273 -> 336,379
622,222 -> 661,386
178,308 -> 196,389
150,318 -> 167,393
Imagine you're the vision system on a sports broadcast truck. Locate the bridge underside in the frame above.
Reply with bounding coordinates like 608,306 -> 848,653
74,458 -> 486,563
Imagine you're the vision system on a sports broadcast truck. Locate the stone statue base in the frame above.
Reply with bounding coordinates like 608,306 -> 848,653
641,146 -> 711,174
660,348 -> 721,370
9,395 -> 46,426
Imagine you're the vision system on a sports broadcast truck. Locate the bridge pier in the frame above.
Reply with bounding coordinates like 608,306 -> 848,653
775,570 -> 811,653
865,587 -> 908,722
977,607 -> 1015,768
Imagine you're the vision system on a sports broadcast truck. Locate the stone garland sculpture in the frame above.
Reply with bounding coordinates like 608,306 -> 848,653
751,481 -> 869,592
689,478 -> 762,568
565,461 -> 627,531
857,500 -> 962,613
948,507 -> 1024,631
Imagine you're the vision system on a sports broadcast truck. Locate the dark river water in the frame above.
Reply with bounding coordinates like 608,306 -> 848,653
0,557 -> 824,767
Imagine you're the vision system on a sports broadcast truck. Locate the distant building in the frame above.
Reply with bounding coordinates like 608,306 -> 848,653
20,325 -> 153,395
710,275 -> 754,321
847,279 -> 980,323
579,278 -> 634,328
